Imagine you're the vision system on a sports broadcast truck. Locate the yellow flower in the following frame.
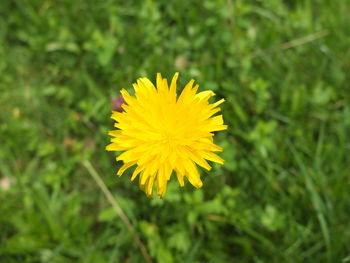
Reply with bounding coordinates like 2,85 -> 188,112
106,73 -> 227,197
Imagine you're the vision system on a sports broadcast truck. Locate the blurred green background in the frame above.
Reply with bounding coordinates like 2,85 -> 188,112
1,0 -> 350,262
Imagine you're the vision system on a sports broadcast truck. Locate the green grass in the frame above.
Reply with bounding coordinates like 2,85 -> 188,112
1,0 -> 350,262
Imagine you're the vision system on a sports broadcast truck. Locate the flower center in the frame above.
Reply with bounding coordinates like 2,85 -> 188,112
160,131 -> 180,149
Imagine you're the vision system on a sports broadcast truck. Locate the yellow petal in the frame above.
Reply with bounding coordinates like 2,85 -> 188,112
131,166 -> 143,181
175,168 -> 185,187
177,79 -> 194,104
157,166 -> 167,197
108,130 -> 121,137
117,161 -> 136,176
199,151 -> 224,164
146,175 -> 155,197
169,72 -> 179,102
196,90 -> 215,101
183,160 -> 203,188
106,143 -> 124,151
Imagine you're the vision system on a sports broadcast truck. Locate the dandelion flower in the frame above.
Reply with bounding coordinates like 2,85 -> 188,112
106,73 -> 227,197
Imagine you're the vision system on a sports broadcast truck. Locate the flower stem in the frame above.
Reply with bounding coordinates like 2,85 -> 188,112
82,160 -> 153,263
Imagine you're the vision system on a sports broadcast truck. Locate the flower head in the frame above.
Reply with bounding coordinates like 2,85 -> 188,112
106,73 -> 227,197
